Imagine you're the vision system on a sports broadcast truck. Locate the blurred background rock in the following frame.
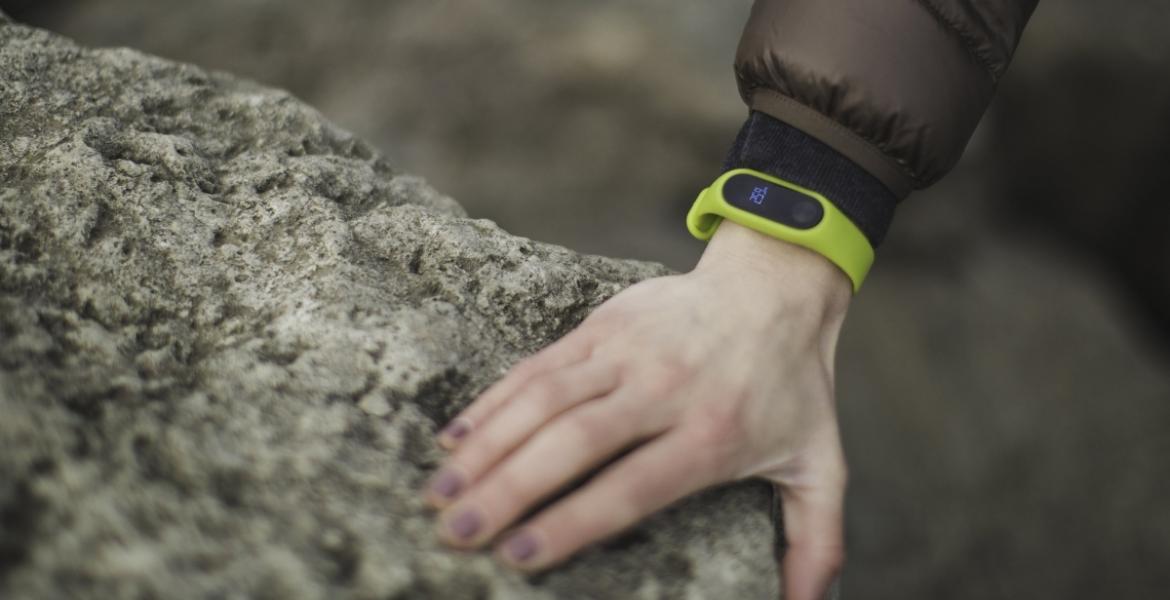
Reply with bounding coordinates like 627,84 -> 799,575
3,0 -> 1167,597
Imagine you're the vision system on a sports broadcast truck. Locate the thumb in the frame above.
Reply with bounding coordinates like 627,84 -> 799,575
775,481 -> 845,600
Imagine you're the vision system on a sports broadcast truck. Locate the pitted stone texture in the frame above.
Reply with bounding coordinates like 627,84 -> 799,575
0,18 -> 778,600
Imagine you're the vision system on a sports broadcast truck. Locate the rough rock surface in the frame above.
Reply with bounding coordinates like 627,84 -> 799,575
13,3 -> 1170,599
0,14 -> 778,600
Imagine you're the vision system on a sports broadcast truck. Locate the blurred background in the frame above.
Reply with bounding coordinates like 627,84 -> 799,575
4,0 -> 1168,597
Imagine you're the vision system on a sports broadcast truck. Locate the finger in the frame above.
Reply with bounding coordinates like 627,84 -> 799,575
425,358 -> 621,508
491,429 -> 720,571
435,393 -> 657,547
437,326 -> 596,448
777,481 -> 846,600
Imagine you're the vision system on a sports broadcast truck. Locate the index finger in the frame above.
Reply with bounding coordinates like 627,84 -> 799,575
437,325 -> 596,448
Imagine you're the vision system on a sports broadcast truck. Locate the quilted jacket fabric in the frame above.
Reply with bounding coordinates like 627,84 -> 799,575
735,0 -> 1039,199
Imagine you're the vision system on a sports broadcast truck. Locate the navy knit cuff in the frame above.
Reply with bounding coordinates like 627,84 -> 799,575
722,110 -> 898,248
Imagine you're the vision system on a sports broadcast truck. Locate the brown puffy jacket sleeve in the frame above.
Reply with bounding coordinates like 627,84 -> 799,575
734,0 -> 1038,201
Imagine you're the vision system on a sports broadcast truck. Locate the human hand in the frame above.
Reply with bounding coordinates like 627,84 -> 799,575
424,220 -> 852,600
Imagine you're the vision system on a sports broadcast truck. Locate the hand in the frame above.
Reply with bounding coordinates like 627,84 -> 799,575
423,221 -> 852,600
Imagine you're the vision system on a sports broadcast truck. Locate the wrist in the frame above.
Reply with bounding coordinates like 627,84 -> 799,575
723,111 -> 897,248
694,220 -> 852,316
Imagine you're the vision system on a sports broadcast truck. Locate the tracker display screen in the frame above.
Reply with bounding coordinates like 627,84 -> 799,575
723,174 -> 823,230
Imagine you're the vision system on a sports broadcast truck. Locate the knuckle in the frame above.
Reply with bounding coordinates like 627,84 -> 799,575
487,464 -> 542,506
458,428 -> 505,471
514,378 -> 575,419
524,376 -> 565,406
690,402 -> 745,447
682,415 -> 748,480
511,355 -> 544,379
475,424 -> 504,453
584,303 -> 630,330
685,419 -> 722,449
640,358 -> 692,397
641,375 -> 675,399
447,451 -> 482,479
565,415 -> 609,448
682,436 -> 731,479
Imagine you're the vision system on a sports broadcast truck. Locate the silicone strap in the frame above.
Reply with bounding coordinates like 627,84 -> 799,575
687,168 -> 874,293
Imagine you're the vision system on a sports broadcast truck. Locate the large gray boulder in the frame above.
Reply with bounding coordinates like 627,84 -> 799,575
0,15 -> 778,599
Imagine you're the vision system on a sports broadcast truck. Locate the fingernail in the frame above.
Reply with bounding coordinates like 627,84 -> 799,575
447,510 -> 481,540
428,470 -> 463,499
502,531 -> 539,563
440,419 -> 470,441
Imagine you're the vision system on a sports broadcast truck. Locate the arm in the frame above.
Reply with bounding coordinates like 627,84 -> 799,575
428,220 -> 852,599
733,0 -> 1039,246
424,2 -> 1038,599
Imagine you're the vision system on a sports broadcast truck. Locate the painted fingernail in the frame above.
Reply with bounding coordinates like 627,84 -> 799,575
502,531 -> 539,563
447,510 -> 481,540
440,419 -> 470,441
428,470 -> 463,499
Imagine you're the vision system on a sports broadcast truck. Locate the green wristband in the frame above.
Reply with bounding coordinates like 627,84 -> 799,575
687,168 -> 874,293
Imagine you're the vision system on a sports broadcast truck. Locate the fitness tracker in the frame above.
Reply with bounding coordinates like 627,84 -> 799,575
686,168 -> 874,293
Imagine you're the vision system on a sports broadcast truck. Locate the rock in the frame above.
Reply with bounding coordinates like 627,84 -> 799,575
0,16 -> 778,600
5,0 -> 749,267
